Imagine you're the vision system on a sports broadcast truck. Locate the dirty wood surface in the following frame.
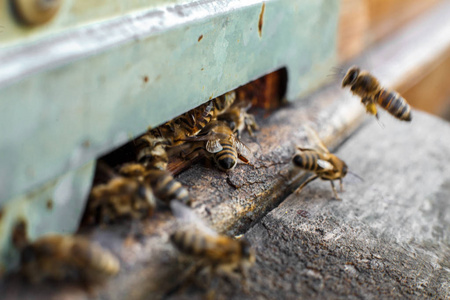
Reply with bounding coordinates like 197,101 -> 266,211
172,110 -> 450,299
1,2 -> 450,299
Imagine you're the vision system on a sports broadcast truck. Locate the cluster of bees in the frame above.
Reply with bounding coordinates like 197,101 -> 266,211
12,66 -> 412,293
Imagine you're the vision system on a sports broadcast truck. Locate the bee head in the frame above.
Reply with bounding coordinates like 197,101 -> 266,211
20,245 -> 37,264
239,239 -> 255,264
342,163 -> 348,177
342,66 -> 360,87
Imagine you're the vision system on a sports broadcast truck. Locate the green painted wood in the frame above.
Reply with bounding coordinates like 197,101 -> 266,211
0,0 -> 339,202
0,0 -> 339,271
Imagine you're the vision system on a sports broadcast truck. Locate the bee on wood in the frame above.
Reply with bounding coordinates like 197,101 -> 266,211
18,234 -> 120,285
119,163 -> 190,205
175,120 -> 255,171
218,100 -> 259,137
136,92 -> 236,169
169,201 -> 255,292
342,66 -> 412,121
293,126 -> 349,200
87,176 -> 155,224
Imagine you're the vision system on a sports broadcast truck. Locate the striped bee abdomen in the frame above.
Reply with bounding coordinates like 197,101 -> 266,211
214,142 -> 238,171
170,230 -> 208,257
376,89 -> 412,121
293,152 -> 322,172
146,170 -> 190,204
176,100 -> 215,137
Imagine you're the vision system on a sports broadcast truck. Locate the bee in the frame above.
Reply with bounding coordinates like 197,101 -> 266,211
170,201 -> 255,289
136,92 -> 236,169
18,234 -> 120,285
292,126 -> 348,200
342,66 -> 412,121
86,175 -> 155,225
175,120 -> 254,171
218,100 -> 259,137
119,163 -> 190,205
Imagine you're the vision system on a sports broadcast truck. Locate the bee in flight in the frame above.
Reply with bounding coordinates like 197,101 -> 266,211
342,66 -> 412,121
169,201 -> 255,293
292,126 -> 350,200
174,120 -> 255,171
12,220 -> 120,286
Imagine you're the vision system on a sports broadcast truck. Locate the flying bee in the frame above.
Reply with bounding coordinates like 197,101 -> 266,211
136,92 -> 236,169
18,234 -> 120,285
292,126 -> 350,200
342,66 -> 412,121
174,120 -> 254,171
119,163 -> 190,205
86,175 -> 155,225
169,201 -> 255,291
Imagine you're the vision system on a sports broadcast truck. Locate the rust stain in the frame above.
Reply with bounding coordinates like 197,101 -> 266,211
46,199 -> 53,210
198,34 -> 203,42
12,218 -> 28,250
143,76 -> 149,83
82,140 -> 90,148
258,3 -> 265,38
201,68 -> 204,71
0,208 -> 3,221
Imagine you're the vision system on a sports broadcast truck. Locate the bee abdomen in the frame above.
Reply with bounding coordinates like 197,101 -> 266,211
293,152 -> 321,171
376,89 -> 412,121
170,230 -> 208,257
214,143 -> 237,170
85,243 -> 120,276
147,171 -> 190,204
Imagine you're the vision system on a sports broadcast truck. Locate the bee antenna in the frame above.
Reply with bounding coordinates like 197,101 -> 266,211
328,66 -> 345,79
348,170 -> 364,182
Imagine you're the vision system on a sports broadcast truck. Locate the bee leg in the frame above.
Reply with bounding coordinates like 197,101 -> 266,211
244,113 -> 259,137
239,265 -> 251,294
339,178 -> 344,192
165,261 -> 202,297
330,181 -> 341,200
294,175 -> 319,195
374,113 -> 385,128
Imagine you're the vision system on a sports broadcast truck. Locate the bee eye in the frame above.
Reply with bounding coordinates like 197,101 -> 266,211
342,165 -> 348,175
349,70 -> 358,83
343,67 -> 360,87
228,121 -> 237,132
137,185 -> 148,199
21,246 -> 37,264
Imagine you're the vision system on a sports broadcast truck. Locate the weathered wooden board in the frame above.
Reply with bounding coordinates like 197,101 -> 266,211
175,110 -> 450,299
1,2 -> 450,299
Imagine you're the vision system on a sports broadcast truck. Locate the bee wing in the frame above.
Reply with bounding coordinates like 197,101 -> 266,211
206,139 -> 223,153
180,132 -> 229,143
317,159 -> 334,171
303,125 -> 330,154
170,201 -> 218,237
233,137 -> 255,164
